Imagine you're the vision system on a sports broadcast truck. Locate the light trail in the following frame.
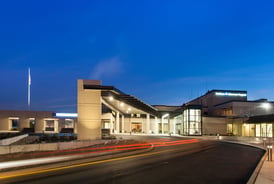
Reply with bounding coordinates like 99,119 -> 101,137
0,139 -> 199,173
0,149 -> 175,180
5,139 -> 199,158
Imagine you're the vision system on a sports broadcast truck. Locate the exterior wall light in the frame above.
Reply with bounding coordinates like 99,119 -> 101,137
109,96 -> 114,101
261,103 -> 272,110
162,113 -> 169,118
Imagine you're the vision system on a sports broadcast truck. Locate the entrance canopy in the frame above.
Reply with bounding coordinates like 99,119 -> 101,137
84,84 -> 159,117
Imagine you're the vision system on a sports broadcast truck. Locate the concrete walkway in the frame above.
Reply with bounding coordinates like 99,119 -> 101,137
255,152 -> 274,184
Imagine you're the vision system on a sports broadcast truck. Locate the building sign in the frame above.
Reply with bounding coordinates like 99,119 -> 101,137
215,92 -> 247,97
55,113 -> 78,118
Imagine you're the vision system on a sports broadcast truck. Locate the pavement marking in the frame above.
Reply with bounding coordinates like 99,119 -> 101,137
0,149 -> 173,180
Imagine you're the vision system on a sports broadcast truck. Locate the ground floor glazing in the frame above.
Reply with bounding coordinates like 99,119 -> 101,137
101,108 -> 202,136
227,123 -> 274,138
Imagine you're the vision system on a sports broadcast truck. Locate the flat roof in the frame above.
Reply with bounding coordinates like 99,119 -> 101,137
214,100 -> 274,108
208,89 -> 247,94
186,89 -> 247,105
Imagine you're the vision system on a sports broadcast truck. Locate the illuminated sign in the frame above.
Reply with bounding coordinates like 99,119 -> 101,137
55,113 -> 78,118
215,92 -> 247,97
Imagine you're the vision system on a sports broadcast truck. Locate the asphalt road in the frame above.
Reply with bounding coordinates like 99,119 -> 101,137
1,137 -> 265,184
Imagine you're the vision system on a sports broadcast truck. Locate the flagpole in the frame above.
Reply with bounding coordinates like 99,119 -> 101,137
28,68 -> 30,110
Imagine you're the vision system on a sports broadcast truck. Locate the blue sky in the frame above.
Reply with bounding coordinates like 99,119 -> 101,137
0,0 -> 273,112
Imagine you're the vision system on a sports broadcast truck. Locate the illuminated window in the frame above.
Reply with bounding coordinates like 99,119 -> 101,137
65,119 -> 74,128
261,123 -> 272,138
102,120 -> 110,129
131,123 -> 142,133
255,124 -> 261,137
227,124 -> 233,134
45,120 -> 55,131
182,109 -> 202,136
255,123 -> 273,138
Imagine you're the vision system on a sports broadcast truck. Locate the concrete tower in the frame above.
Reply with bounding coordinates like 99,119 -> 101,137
77,79 -> 102,140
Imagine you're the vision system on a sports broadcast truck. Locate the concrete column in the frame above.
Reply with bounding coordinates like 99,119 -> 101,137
169,118 -> 173,134
129,117 -> 132,133
54,120 -> 59,133
169,119 -> 172,134
154,117 -> 158,134
173,119 -> 176,134
142,119 -> 144,133
116,112 -> 120,133
121,115 -> 125,133
168,117 -> 170,134
146,114 -> 150,134
161,118 -> 164,134
77,80 -> 102,140
110,114 -> 114,134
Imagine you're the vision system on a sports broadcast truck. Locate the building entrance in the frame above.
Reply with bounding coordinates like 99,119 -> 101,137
131,123 -> 142,133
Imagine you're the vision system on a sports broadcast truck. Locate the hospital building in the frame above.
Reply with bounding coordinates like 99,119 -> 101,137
1,79 -> 274,140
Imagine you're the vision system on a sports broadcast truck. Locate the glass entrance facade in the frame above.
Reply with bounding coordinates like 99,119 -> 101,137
131,122 -> 142,133
182,108 -> 202,136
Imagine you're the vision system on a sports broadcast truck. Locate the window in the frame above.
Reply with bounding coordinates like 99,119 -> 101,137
29,118 -> 35,129
255,124 -> 261,137
255,123 -> 273,138
65,119 -> 74,128
9,118 -> 19,130
102,120 -> 110,129
131,123 -> 142,133
182,109 -> 202,135
227,124 -> 233,135
261,123 -> 272,138
45,120 -> 55,131
175,115 -> 182,135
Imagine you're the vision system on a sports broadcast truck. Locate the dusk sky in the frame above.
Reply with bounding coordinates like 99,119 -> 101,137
0,0 -> 274,112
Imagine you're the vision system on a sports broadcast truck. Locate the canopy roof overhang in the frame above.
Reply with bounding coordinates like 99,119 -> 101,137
84,84 -> 159,117
83,84 -> 202,118
246,114 -> 274,123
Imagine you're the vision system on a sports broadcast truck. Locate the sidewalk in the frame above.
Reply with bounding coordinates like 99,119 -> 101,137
255,151 -> 274,184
